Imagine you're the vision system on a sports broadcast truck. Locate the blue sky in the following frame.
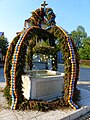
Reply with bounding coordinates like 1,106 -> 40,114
0,0 -> 90,43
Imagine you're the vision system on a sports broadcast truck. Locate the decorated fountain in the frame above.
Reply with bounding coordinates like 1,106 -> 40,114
4,1 -> 79,110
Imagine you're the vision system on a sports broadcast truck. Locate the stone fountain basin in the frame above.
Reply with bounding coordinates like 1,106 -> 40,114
22,70 -> 64,101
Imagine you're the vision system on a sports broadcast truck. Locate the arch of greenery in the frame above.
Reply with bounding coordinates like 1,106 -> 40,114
4,26 -> 79,110
4,4 -> 79,110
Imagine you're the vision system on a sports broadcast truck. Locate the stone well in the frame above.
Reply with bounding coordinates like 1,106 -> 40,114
22,70 -> 64,101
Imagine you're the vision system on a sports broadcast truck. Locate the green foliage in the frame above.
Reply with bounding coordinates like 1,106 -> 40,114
3,86 -> 12,106
70,25 -> 87,49
29,8 -> 56,28
26,47 -> 33,70
79,37 -> 90,60
4,34 -> 20,86
46,26 -> 79,104
0,36 -> 9,56
73,88 -> 81,105
33,46 -> 56,55
19,98 -> 67,111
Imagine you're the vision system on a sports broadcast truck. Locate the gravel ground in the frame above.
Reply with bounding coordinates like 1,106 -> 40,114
0,82 -> 9,111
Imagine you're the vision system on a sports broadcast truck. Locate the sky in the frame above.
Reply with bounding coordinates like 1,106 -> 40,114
0,0 -> 90,43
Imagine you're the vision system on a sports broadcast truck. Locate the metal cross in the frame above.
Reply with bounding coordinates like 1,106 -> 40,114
41,1 -> 48,8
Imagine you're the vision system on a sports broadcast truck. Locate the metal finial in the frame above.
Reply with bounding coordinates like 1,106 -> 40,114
41,1 -> 48,8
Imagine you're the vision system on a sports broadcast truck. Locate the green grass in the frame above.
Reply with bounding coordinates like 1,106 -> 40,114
80,64 -> 90,68
58,63 -> 90,68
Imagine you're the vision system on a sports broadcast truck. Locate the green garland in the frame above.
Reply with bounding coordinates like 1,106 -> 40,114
4,33 -> 21,86
29,8 -> 56,27
47,26 -> 79,106
4,26 -> 79,109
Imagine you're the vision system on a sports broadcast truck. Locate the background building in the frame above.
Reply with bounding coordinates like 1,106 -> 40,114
0,32 -> 4,36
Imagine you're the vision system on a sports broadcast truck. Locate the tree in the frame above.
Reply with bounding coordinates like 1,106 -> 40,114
79,37 -> 90,60
0,36 -> 9,57
70,25 -> 87,49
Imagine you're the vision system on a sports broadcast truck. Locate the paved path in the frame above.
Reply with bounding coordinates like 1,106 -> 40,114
75,111 -> 90,120
77,81 -> 90,91
74,82 -> 90,120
